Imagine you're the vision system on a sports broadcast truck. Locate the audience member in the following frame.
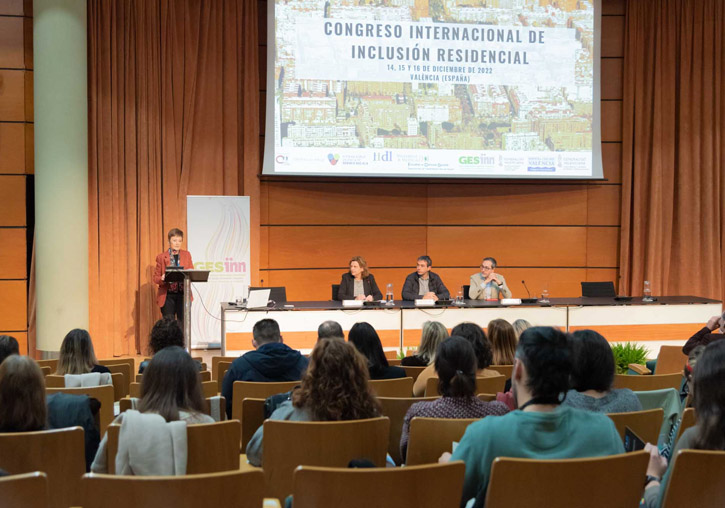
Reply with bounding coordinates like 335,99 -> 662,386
441,327 -> 624,507
222,318 -> 308,419
512,319 -> 532,339
401,321 -> 448,367
348,322 -> 406,380
0,335 -> 19,365
317,320 -> 344,341
55,329 -> 110,375
138,318 -> 192,373
487,319 -> 517,365
246,339 -> 381,466
562,330 -> 642,413
0,356 -> 47,432
91,346 -> 214,473
400,337 -> 509,461
413,322 -> 497,396
642,340 -> 725,507
682,312 -> 725,354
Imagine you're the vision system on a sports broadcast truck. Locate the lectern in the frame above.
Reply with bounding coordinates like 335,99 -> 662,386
164,269 -> 210,350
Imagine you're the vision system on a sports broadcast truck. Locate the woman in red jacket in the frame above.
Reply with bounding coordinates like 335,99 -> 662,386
153,228 -> 193,322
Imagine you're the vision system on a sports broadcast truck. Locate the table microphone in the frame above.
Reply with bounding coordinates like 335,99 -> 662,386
522,280 -> 532,299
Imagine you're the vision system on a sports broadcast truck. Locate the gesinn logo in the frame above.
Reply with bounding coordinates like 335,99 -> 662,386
327,153 -> 340,165
459,155 -> 495,165
194,258 -> 247,273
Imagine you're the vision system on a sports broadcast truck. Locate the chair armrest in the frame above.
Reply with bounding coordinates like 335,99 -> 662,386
627,363 -> 652,375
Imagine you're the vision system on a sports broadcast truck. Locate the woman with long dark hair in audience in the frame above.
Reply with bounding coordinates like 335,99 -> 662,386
0,356 -> 47,432
400,336 -> 510,461
413,322 -> 499,396
488,319 -> 517,365
348,322 -> 406,380
246,338 -> 381,466
642,340 -> 725,507
562,330 -> 642,413
55,329 -> 110,375
91,346 -> 213,472
401,320 -> 448,367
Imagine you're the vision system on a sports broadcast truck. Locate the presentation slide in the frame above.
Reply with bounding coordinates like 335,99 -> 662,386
263,0 -> 602,180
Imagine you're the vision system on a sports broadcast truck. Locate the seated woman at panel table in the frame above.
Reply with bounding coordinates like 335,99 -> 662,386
336,256 -> 383,302
641,340 -> 725,507
246,338 -> 381,467
400,337 -> 510,462
562,330 -> 642,413
348,322 -> 406,380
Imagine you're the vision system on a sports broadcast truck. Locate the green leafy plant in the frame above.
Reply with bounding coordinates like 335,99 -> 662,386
610,342 -> 650,374
397,347 -> 415,360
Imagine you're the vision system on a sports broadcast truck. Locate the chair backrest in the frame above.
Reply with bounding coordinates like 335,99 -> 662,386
384,350 -> 398,359
581,281 -> 616,297
130,380 -> 214,398
102,363 -> 131,397
331,284 -> 340,301
81,469 -> 264,508
217,361 -> 233,393
199,370 -> 211,382
45,373 -> 124,401
661,449 -> 725,507
262,417 -> 390,501
485,451 -> 648,507
369,377 -> 414,398
0,472 -> 48,508
46,384 -> 115,433
607,408 -> 664,445
0,428 -> 85,508
231,380 -> 300,422
654,346 -> 688,375
98,357 -> 135,372
406,417 -> 480,466
424,375 -> 506,397
40,366 -> 51,377
36,359 -> 58,371
463,284 -> 470,300
675,407 -> 696,443
105,419 -> 241,475
211,356 -> 237,380
613,373 -> 683,391
292,462 -> 466,508
378,396 -> 439,466
402,366 -> 426,382
240,398 -> 266,453
488,364 -> 513,379
388,358 -> 402,366
118,396 -> 226,421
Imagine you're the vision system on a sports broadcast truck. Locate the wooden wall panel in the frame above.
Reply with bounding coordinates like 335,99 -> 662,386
0,70 -> 26,121
0,280 -> 26,330
0,228 -> 26,278
602,142 -> 622,183
587,185 -> 621,225
601,100 -> 622,142
601,59 -> 623,100
586,227 -> 619,267
267,226 -> 427,269
427,184 -> 588,226
24,122 -> 32,173
428,227 -> 588,267
0,123 -> 25,173
0,17 -> 24,68
0,0 -> 24,16
0,175 -> 26,225
601,15 -> 625,58
602,0 -> 626,16
23,17 -> 32,69
265,183 -> 428,225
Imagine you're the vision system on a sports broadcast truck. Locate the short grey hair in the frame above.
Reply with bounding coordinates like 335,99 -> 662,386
318,320 -> 344,340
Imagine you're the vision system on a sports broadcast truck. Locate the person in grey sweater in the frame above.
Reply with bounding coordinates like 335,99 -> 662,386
562,330 -> 642,413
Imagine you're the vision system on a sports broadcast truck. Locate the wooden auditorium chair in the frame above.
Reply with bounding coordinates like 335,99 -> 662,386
607,408 -> 664,445
675,407 -> 696,443
402,365 -> 426,382
0,472 -> 48,508
613,373 -> 683,391
45,372 -> 125,402
369,377 -> 414,397
216,360 -> 234,392
118,395 -> 226,422
378,395 -> 438,465
45,384 -> 115,434
660,449 -> 725,507
231,380 -> 300,423
406,417 -> 480,466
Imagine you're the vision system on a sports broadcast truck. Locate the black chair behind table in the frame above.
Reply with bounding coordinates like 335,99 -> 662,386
581,281 -> 616,298
463,285 -> 470,300
331,284 -> 340,301
248,286 -> 287,304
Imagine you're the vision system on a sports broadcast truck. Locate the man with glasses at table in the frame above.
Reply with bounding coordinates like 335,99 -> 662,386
469,257 -> 512,301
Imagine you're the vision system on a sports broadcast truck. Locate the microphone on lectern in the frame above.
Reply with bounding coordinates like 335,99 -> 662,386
522,280 -> 532,299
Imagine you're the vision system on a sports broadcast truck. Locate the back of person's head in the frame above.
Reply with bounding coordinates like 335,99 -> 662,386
569,330 -> 614,392
138,346 -> 206,422
348,322 -> 388,372
293,338 -> 380,421
318,320 -> 344,341
149,318 -> 185,355
692,341 -> 725,450
516,327 -> 571,402
512,319 -> 532,339
252,318 -> 282,346
56,329 -> 98,375
451,322 -> 492,370
684,345 -> 706,407
435,336 -> 477,398
0,335 -> 19,365
0,356 -> 46,432
417,321 -> 448,364
488,319 -> 517,365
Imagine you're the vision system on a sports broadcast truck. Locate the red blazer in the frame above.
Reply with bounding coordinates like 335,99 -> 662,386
153,249 -> 194,307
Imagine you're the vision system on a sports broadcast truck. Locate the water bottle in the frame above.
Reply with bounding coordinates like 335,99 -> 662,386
643,280 -> 653,302
386,284 -> 394,305
484,284 -> 492,301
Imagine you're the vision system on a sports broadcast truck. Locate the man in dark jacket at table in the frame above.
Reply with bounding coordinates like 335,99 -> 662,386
222,318 -> 308,419
402,255 -> 450,301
